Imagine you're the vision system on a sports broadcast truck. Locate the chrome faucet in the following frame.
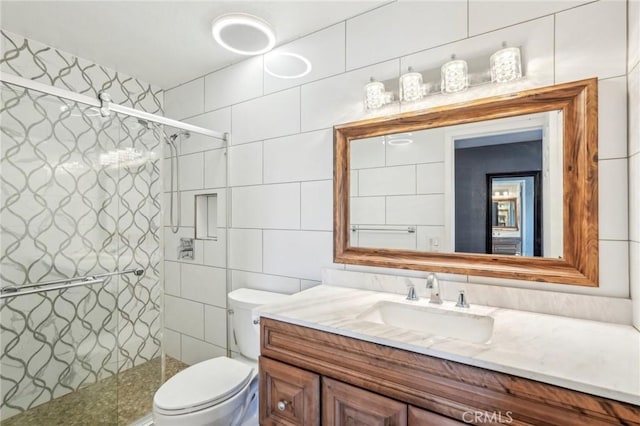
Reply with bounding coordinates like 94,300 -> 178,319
455,290 -> 470,308
426,273 -> 442,304
406,282 -> 419,301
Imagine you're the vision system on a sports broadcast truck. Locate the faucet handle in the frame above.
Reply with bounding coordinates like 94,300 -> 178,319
455,290 -> 470,308
406,284 -> 419,301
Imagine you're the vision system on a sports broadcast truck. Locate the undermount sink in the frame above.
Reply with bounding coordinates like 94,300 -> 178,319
356,301 -> 494,344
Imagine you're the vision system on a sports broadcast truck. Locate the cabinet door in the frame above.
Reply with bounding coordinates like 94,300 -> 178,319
322,377 -> 407,426
408,406 -> 465,425
259,356 -> 320,426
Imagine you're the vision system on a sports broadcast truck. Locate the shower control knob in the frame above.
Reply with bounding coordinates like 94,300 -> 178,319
277,400 -> 288,411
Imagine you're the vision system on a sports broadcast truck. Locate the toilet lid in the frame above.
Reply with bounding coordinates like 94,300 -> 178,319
154,357 -> 254,414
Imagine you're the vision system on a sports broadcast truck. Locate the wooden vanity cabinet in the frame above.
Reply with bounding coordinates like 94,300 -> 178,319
259,318 -> 640,425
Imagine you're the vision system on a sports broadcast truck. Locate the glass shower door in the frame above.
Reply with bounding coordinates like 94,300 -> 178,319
0,81 -> 161,425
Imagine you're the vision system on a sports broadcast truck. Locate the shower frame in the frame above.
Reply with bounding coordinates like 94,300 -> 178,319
0,72 -> 228,141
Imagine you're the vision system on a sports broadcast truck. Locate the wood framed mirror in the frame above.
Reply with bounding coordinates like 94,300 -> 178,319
334,78 -> 598,286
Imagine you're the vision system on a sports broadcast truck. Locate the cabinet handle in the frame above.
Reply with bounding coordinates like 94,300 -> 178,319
277,400 -> 288,411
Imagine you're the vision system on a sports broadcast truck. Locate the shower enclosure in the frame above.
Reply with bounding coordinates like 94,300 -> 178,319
0,68 -> 225,424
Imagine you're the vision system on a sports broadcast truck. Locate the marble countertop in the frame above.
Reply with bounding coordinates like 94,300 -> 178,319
257,285 -> 640,406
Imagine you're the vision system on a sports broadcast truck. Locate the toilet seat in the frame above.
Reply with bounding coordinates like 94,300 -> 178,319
153,357 -> 254,416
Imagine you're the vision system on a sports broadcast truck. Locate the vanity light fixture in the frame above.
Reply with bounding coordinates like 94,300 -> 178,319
399,67 -> 426,102
211,13 -> 276,55
264,51 -> 312,79
441,54 -> 468,94
490,43 -> 522,83
364,77 -> 393,110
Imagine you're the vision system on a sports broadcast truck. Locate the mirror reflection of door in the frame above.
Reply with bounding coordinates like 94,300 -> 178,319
486,173 -> 542,256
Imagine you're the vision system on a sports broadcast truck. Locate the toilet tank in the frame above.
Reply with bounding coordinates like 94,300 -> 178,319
228,288 -> 289,361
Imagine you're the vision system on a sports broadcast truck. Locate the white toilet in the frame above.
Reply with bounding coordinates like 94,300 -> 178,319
153,288 -> 289,426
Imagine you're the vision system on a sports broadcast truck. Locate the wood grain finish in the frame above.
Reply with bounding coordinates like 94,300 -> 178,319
334,78 -> 599,286
261,318 -> 640,425
323,377 -> 407,426
408,406 -> 465,425
259,356 -> 320,426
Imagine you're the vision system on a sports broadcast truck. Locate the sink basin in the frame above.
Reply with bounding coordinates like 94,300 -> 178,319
356,301 -> 494,344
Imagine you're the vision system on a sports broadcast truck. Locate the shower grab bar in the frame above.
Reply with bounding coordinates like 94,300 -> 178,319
351,225 -> 416,233
0,268 -> 144,299
0,279 -> 105,299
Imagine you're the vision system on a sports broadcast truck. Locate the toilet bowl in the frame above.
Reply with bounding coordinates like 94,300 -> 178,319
152,288 -> 289,426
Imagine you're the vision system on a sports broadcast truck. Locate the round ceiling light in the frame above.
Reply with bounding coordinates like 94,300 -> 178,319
211,13 -> 276,56
264,52 -> 312,79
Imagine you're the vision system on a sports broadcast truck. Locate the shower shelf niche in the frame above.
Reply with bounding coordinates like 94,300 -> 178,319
195,193 -> 218,241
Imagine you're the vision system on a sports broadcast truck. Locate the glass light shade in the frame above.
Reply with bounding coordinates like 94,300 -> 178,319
441,59 -> 468,93
364,80 -> 392,110
490,47 -> 522,83
399,70 -> 425,102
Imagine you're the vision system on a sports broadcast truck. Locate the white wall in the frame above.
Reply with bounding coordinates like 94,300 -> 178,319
163,0 -> 633,351
628,0 -> 640,330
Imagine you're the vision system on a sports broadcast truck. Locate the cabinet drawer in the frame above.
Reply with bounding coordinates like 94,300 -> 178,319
323,377 -> 407,426
259,356 -> 320,426
408,406 -> 464,425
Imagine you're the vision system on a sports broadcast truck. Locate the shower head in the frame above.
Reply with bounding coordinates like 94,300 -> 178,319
169,130 -> 191,141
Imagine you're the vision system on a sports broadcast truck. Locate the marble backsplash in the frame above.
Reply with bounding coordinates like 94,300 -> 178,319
322,268 -> 633,325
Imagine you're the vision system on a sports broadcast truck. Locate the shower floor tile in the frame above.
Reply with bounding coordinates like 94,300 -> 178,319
2,356 -> 188,426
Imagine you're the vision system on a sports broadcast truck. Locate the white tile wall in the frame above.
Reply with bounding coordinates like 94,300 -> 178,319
350,197 -> 385,225
631,242 -> 640,329
229,142 -> 262,187
204,148 -> 227,189
181,109 -> 230,155
164,295 -> 204,339
386,195 -> 445,226
164,261 -> 180,296
301,180 -> 333,231
231,88 -> 301,145
204,305 -> 227,347
598,77 -> 628,160
228,228 -> 262,272
301,60 -> 400,132
181,335 -> 226,366
263,129 -> 333,183
263,230 -> 333,281
555,1 -> 627,83
358,165 -> 415,196
265,24 -> 346,94
630,0 -> 640,73
351,136 -> 386,169
417,163 -> 445,194
231,270 -> 300,294
203,231 -> 227,268
232,183 -> 300,229
204,56 -> 263,111
180,264 -> 227,307
468,0 -> 585,36
178,153 -> 204,190
164,78 -> 204,120
346,1 -> 467,70
163,328 -> 181,359
629,0 -> 640,331
163,1 -> 637,363
598,159 -> 628,241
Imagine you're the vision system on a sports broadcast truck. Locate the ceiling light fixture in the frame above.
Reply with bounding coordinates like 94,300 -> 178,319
211,13 -> 276,56
264,52 -> 312,79
386,133 -> 413,146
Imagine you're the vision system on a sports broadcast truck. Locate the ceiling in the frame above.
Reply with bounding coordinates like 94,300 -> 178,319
1,1 -> 386,89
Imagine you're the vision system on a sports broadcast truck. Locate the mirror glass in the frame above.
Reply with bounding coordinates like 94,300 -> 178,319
349,111 -> 563,258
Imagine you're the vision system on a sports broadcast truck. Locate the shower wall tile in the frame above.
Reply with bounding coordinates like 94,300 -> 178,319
203,230 -> 227,269
264,23 -> 346,94
165,261 -> 181,296
1,30 -> 163,419
163,329 -> 182,360
204,148 -> 227,189
229,142 -> 262,187
165,77 -> 204,120
231,87 -> 301,145
204,56 -> 263,111
181,108 -> 230,155
178,152 -> 204,190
